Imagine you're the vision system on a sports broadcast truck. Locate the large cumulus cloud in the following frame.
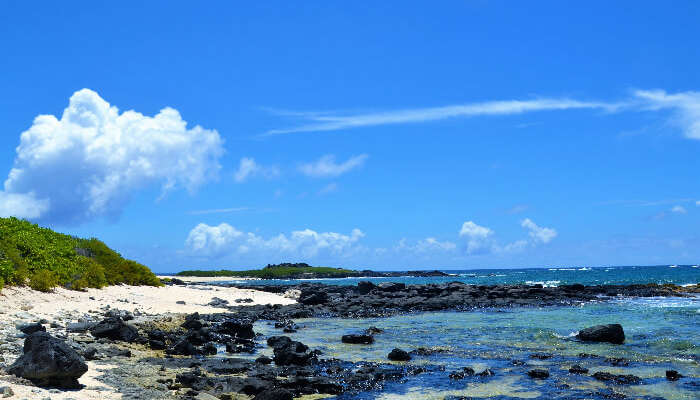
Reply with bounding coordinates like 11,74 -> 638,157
1,89 -> 224,223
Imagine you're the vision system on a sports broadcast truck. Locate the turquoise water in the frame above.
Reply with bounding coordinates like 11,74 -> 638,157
219,265 -> 700,287
250,296 -> 700,399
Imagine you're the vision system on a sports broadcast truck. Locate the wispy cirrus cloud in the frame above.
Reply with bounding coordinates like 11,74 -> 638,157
267,98 -> 620,135
188,207 -> 251,215
265,90 -> 700,139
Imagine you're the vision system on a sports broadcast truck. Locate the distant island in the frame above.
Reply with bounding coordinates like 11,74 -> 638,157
176,262 -> 449,279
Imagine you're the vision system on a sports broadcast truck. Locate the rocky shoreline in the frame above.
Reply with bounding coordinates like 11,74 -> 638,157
1,282 -> 698,399
217,281 -> 698,319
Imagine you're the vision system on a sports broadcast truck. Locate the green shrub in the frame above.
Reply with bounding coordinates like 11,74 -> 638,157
0,217 -> 160,291
29,270 -> 59,292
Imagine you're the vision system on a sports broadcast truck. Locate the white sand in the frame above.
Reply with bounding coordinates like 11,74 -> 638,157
0,283 -> 294,399
157,275 -> 259,283
0,283 -> 294,320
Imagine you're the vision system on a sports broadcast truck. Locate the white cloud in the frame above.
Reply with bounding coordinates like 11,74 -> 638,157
0,192 -> 49,219
268,98 -> 618,134
2,89 -> 224,224
695,200 -> 700,207
186,223 -> 365,259
233,157 -> 279,183
267,90 -> 700,140
634,90 -> 700,139
396,237 -> 457,254
318,182 -> 338,195
459,221 -> 495,254
671,205 -> 687,214
521,218 -> 558,244
299,154 -> 368,178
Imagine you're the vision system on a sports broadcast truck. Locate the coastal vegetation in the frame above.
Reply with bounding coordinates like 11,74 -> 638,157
0,217 -> 161,292
177,262 -> 358,279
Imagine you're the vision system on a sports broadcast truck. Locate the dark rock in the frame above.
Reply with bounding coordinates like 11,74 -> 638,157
90,317 -> 139,342
342,334 -> 374,344
176,300 -> 186,305
527,369 -> 550,379
8,332 -> 88,389
267,336 -> 292,348
377,282 -> 406,292
182,313 -> 204,330
298,289 -> 329,305
357,281 -> 375,295
577,324 -> 625,344
477,369 -> 495,377
569,364 -> 589,374
0,387 -> 13,398
254,388 -> 294,400
66,321 -> 96,333
149,339 -> 166,350
105,309 -> 134,321
605,357 -> 629,366
18,322 -> 46,335
666,370 -> 682,381
217,319 -> 255,339
449,367 -> 475,379
168,339 -> 198,356
387,348 -> 411,361
202,342 -> 217,355
530,353 -> 553,360
255,356 -> 273,365
592,372 -> 641,385
271,338 -> 312,366
82,347 -> 99,361
365,326 -> 383,335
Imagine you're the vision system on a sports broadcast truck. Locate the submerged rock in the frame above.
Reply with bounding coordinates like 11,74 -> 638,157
527,369 -> 549,379
387,348 -> 411,361
568,364 -> 589,374
666,370 -> 682,381
592,371 -> 641,384
8,332 -> 88,388
577,324 -> 625,344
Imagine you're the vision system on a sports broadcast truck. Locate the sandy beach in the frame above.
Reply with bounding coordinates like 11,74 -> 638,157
0,282 -> 295,399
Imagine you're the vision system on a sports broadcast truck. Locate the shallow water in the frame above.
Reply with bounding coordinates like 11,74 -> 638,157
216,265 -> 700,287
250,296 -> 700,399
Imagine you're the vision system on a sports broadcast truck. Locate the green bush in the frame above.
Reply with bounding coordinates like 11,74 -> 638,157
0,217 -> 161,291
29,270 -> 59,292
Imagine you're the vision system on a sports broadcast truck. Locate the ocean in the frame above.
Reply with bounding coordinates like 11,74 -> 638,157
220,265 -> 700,399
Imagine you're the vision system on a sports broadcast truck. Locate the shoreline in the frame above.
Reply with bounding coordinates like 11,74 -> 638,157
0,281 -> 697,399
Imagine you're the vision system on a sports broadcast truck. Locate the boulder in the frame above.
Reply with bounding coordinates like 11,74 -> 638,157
217,319 -> 255,339
387,348 -> 411,361
273,340 -> 313,366
342,334 -> 374,344
576,324 -> 625,344
90,317 -> 139,342
8,332 -> 88,388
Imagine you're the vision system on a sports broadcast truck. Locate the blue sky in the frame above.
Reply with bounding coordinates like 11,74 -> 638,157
1,1 -> 699,272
